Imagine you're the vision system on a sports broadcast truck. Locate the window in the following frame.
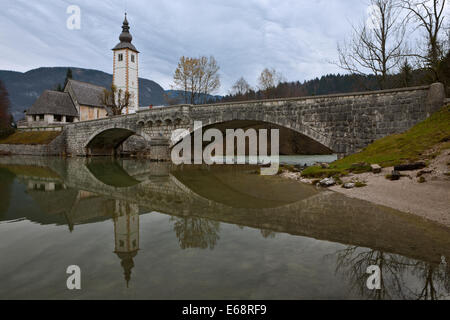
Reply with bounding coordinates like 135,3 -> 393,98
39,115 -> 44,121
66,116 -> 74,123
54,115 -> 62,122
118,53 -> 123,61
131,54 -> 135,63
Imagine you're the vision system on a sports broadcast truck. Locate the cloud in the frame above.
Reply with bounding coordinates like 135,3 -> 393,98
0,0 -> 371,95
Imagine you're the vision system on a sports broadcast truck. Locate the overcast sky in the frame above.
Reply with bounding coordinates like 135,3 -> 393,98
1,0 -> 395,94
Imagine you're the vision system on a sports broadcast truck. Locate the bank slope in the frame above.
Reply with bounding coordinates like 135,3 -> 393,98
303,104 -> 450,177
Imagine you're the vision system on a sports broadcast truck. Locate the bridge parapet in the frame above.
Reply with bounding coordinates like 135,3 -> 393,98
63,83 -> 445,157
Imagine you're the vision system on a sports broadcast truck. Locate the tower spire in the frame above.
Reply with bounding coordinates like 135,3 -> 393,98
119,12 -> 132,43
113,13 -> 138,52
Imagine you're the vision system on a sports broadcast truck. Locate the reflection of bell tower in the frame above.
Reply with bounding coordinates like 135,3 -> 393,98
113,200 -> 140,287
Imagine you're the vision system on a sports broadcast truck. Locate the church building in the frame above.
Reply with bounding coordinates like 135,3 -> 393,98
22,14 -> 140,129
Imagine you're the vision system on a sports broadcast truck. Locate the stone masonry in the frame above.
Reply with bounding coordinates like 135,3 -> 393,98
63,83 -> 445,157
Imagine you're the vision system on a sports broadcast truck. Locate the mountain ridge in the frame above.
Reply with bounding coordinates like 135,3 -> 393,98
0,67 -> 168,120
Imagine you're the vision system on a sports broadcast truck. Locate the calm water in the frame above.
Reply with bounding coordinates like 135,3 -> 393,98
0,156 -> 449,300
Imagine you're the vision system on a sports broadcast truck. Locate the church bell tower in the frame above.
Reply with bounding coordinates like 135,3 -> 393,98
112,13 -> 139,114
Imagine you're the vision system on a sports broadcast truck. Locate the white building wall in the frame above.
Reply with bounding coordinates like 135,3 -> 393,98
113,48 -> 139,115
44,114 -> 53,123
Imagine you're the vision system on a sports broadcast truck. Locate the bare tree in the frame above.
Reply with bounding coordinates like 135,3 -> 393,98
258,68 -> 284,98
337,0 -> 407,89
101,84 -> 130,116
163,92 -> 181,106
173,56 -> 198,104
172,56 -> 220,104
200,56 -> 221,104
400,0 -> 448,81
230,77 -> 252,96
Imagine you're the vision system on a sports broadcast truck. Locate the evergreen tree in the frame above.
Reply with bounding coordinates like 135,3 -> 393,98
0,80 -> 14,138
437,51 -> 450,96
399,60 -> 413,87
66,68 -> 73,79
63,68 -> 73,88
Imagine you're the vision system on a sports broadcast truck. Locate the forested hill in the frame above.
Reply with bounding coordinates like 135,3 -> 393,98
219,73 -> 383,103
219,66 -> 448,103
0,67 -> 167,120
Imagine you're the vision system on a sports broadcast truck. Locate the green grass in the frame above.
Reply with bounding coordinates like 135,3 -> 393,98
302,105 -> 450,179
0,131 -> 61,145
355,181 -> 367,188
301,166 -> 347,178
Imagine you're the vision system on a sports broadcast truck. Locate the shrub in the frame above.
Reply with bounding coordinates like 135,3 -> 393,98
0,127 -> 15,140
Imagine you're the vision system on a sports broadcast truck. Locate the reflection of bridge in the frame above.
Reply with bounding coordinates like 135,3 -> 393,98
63,84 -> 446,157
1,156 -> 449,268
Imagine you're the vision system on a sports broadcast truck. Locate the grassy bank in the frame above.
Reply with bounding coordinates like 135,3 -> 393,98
0,131 -> 61,145
302,104 -> 450,178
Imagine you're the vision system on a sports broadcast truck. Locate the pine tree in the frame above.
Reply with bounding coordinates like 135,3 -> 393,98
0,80 -> 14,138
55,83 -> 63,92
399,60 -> 413,87
63,68 -> 73,88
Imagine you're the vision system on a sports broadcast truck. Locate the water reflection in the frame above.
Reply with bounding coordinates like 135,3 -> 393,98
113,200 -> 140,287
0,156 -> 449,299
0,167 -> 14,219
171,217 -> 220,250
332,247 -> 450,300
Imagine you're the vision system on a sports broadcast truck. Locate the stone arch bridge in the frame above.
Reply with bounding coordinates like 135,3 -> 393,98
63,83 -> 446,157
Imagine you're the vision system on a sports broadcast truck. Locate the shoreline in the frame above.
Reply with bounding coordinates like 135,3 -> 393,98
280,149 -> 450,228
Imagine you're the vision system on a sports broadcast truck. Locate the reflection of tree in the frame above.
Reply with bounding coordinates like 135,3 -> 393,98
0,168 -> 15,219
332,246 -> 450,300
260,228 -> 276,239
171,216 -> 220,250
334,247 -> 409,299
408,259 -> 450,300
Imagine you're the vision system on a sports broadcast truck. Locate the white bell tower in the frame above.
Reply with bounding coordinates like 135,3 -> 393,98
112,13 -> 139,114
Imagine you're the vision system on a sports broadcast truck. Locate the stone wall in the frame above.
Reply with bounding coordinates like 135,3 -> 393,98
61,83 -> 446,156
0,131 -> 66,156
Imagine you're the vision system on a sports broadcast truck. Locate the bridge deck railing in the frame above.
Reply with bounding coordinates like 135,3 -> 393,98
64,84 -> 435,127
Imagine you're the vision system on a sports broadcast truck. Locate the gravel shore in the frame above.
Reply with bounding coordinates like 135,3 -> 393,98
282,149 -> 450,227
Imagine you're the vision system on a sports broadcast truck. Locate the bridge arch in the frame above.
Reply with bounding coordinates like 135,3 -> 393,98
85,158 -> 141,188
84,123 -> 148,156
206,111 -> 336,152
171,117 -> 335,155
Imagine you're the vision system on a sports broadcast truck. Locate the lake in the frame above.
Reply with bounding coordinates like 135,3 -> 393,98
0,156 -> 449,300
